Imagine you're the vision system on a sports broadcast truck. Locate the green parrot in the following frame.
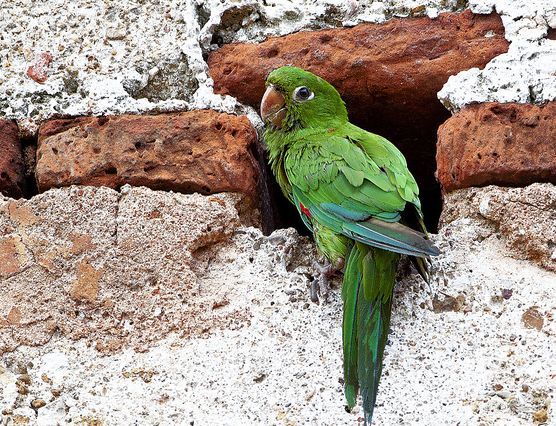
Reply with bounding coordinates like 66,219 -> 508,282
260,66 -> 439,423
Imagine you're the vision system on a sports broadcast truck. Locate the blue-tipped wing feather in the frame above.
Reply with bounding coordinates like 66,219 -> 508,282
294,187 -> 439,258
343,218 -> 440,258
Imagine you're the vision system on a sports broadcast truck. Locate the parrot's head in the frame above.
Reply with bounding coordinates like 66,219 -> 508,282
260,66 -> 348,132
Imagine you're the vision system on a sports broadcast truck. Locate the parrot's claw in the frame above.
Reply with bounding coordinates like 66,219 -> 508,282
310,261 -> 340,304
309,279 -> 320,304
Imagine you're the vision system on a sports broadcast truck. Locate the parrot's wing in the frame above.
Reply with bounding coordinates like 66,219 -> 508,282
344,124 -> 423,212
285,133 -> 439,258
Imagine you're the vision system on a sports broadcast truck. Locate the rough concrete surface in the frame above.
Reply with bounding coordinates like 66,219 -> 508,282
440,183 -> 556,273
3,0 -> 551,135
0,186 -> 247,354
1,185 -> 555,425
439,1 -> 556,110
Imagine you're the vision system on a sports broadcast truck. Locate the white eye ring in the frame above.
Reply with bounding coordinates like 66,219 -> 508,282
293,86 -> 314,102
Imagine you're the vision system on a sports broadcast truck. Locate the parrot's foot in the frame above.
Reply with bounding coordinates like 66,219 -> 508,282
310,259 -> 343,304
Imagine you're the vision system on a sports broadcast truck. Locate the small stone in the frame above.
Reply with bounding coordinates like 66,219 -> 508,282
148,66 -> 159,77
426,7 -> 439,18
521,307 -> 544,331
521,384 -> 529,393
501,289 -> 513,300
410,5 -> 426,15
16,381 -> 29,395
12,415 -> 30,424
432,293 -> 465,313
31,399 -> 46,409
106,26 -> 127,40
122,368 -> 157,383
120,184 -> 131,194
16,363 -> 29,375
532,408 -> 548,423
253,373 -> 266,383
26,51 -> 53,84
18,374 -> 31,385
212,299 -> 230,310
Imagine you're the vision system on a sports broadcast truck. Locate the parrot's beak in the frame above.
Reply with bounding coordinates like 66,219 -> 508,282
260,85 -> 286,128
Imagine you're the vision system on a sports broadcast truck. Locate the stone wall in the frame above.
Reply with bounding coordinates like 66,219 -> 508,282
1,0 -> 555,425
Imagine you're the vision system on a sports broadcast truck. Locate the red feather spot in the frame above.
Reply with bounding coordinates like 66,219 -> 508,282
300,202 -> 311,218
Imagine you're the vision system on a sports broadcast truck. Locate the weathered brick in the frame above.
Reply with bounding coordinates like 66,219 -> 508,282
0,120 -> 25,198
437,102 -> 556,192
36,111 -> 260,204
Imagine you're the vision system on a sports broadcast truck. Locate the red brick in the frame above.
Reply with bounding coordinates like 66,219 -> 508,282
36,111 -> 260,203
437,102 -> 556,192
0,120 -> 25,198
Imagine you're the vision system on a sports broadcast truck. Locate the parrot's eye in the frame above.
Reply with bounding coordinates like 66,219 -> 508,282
293,86 -> 314,102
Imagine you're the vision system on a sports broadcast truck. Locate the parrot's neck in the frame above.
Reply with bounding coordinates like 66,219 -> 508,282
264,124 -> 343,203
265,127 -> 318,173
265,129 -> 288,167
264,128 -> 293,201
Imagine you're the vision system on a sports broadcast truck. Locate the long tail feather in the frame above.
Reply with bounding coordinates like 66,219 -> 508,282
342,243 -> 398,425
342,243 -> 363,408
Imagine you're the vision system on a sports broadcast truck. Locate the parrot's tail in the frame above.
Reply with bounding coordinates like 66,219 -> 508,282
342,242 -> 398,425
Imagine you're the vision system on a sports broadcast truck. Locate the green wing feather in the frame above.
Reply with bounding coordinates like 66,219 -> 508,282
285,130 -> 438,258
